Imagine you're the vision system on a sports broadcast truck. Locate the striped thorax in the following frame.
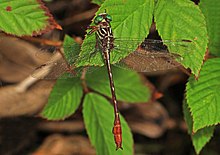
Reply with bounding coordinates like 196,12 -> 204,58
93,13 -> 114,56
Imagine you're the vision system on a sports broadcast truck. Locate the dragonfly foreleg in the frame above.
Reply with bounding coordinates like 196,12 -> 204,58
87,26 -> 98,35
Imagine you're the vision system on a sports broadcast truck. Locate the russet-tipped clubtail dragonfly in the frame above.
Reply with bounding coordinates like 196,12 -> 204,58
33,13 -> 193,150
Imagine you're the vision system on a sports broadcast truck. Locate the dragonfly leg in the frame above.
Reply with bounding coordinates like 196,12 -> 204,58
87,26 -> 98,34
88,35 -> 103,62
88,51 -> 98,63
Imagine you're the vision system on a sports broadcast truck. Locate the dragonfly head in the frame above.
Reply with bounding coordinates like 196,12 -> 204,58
94,13 -> 112,25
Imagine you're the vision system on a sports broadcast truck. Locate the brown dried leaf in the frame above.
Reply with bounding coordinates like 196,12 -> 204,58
32,134 -> 95,155
125,101 -> 172,138
38,121 -> 85,133
0,80 -> 54,117
0,35 -> 51,82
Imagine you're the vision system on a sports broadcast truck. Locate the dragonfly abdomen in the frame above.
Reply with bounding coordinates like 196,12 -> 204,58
112,114 -> 123,150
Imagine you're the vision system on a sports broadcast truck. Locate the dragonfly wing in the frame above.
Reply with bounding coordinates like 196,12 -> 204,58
77,40 -> 104,67
31,52 -> 69,79
35,46 -> 58,62
33,42 -> 104,79
117,49 -> 181,72
112,38 -> 193,65
113,38 -> 192,54
32,55 -> 101,79
112,39 -> 193,72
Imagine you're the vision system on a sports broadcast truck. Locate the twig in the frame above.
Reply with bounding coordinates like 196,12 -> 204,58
37,121 -> 84,132
80,67 -> 90,93
22,36 -> 62,47
62,8 -> 98,26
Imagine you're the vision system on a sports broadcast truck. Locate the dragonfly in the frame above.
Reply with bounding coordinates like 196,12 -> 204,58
87,12 -> 124,150
33,13 -> 193,150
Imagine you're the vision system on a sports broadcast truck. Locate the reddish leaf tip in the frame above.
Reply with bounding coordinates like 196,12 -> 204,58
31,0 -> 61,36
153,91 -> 163,100
55,24 -> 63,30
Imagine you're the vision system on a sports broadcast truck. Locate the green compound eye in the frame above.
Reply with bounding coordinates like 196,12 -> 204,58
106,14 -> 112,21
94,15 -> 103,25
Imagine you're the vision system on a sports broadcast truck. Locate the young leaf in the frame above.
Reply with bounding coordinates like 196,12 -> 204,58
154,0 -> 208,76
0,0 -> 60,36
77,0 -> 155,67
83,93 -> 133,155
186,58 -> 220,132
200,0 -> 220,56
85,66 -> 150,103
183,101 -> 214,154
41,77 -> 83,120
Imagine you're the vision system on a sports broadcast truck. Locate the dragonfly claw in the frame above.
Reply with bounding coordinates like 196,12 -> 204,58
116,145 -> 123,151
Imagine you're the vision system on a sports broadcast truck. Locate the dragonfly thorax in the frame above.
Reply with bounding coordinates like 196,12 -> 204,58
96,22 -> 114,51
93,13 -> 114,51
97,23 -> 113,38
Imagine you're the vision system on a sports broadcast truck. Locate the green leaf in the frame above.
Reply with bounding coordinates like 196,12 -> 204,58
183,101 -> 214,154
41,77 -> 83,120
91,0 -> 104,5
77,0 -> 154,67
200,0 -> 220,56
186,58 -> 220,132
0,0 -> 59,36
63,35 -> 81,64
154,0 -> 208,76
83,93 -> 133,155
86,66 -> 150,103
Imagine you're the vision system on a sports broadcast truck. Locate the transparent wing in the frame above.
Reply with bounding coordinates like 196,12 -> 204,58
32,48 -> 100,79
31,52 -> 76,79
113,38 -> 193,72
32,38 -> 193,79
34,46 -> 58,61
113,38 -> 192,56
117,49 -> 181,72
80,38 -> 193,64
